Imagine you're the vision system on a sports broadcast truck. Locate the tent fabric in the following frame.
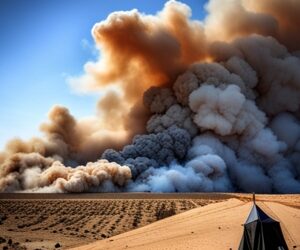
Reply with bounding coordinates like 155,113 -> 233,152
239,204 -> 288,250
245,204 -> 272,224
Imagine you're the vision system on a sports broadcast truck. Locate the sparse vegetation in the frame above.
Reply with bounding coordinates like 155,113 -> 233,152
0,193 -> 229,250
54,243 -> 61,248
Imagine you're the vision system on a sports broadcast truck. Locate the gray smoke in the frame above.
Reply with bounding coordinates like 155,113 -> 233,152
102,126 -> 191,179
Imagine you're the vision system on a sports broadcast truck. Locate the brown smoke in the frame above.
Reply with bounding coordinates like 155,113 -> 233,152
85,1 -> 207,94
205,0 -> 300,51
65,0 -> 208,165
42,105 -> 130,163
245,0 -> 300,51
0,154 -> 131,192
204,0 -> 278,43
66,0 -> 207,159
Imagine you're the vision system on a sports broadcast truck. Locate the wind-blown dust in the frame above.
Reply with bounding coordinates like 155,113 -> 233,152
1,0 -> 300,193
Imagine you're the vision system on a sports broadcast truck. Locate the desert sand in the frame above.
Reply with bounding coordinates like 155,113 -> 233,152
0,193 -> 230,249
73,195 -> 300,250
0,193 -> 299,250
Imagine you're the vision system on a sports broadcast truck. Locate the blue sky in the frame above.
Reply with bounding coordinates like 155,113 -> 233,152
0,0 -> 207,150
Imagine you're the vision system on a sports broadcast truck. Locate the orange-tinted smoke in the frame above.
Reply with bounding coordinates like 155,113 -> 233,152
71,1 -> 207,97
67,0 -> 208,160
245,0 -> 300,51
205,0 -> 300,51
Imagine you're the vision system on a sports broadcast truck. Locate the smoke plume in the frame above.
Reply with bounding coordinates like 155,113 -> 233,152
1,0 -> 300,193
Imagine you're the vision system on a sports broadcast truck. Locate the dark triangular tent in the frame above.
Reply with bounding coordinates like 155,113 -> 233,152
238,194 -> 288,250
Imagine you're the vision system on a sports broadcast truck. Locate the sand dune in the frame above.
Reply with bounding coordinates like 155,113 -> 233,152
1,194 -> 299,249
74,198 -> 300,250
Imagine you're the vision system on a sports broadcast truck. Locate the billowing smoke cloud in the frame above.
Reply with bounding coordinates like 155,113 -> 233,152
0,155 -> 131,193
1,0 -> 300,193
102,126 -> 191,178
205,0 -> 300,51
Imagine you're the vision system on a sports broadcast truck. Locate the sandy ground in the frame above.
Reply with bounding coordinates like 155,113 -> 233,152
0,193 -> 230,250
0,193 -> 299,249
73,196 -> 300,250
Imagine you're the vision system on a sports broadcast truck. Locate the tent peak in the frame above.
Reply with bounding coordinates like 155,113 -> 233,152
245,203 -> 276,224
